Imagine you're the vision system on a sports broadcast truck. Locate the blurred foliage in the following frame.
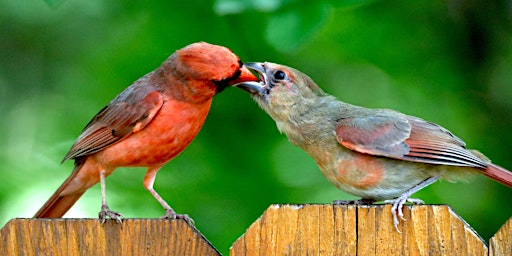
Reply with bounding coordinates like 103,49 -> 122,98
2,0 -> 512,253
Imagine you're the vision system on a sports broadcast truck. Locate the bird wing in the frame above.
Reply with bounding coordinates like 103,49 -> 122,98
335,111 -> 487,168
63,85 -> 164,162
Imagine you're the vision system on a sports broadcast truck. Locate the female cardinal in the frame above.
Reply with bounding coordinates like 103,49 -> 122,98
34,42 -> 257,223
235,62 -> 512,231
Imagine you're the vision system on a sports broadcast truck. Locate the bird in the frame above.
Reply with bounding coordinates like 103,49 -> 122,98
234,62 -> 512,231
34,42 -> 258,223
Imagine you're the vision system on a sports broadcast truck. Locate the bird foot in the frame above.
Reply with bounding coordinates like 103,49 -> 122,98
332,198 -> 376,205
98,205 -> 123,224
161,209 -> 195,226
384,197 -> 424,233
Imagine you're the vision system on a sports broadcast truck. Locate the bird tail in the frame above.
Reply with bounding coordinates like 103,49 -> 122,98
34,161 -> 86,218
483,163 -> 512,188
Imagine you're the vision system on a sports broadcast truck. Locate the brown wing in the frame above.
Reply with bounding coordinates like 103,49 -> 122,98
335,111 -> 487,168
63,85 -> 163,162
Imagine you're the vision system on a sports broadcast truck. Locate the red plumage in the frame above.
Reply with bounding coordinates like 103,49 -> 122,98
34,42 -> 257,221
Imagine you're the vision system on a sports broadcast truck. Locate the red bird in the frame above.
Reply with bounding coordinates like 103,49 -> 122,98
34,42 -> 257,223
235,62 -> 512,231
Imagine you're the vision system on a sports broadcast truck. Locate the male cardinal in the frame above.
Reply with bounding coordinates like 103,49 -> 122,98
235,62 -> 512,231
34,42 -> 257,223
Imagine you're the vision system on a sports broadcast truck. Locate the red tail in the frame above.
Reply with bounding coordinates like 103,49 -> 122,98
34,162 -> 85,218
483,163 -> 512,188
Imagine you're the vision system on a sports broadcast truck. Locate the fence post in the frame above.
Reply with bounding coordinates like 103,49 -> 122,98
489,216 -> 512,256
1,205 -> 510,255
0,218 -> 220,256
230,204 -> 490,255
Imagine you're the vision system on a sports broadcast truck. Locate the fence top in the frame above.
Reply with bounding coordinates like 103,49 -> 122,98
1,205 -> 511,256
1,218 -> 220,256
231,204 -> 490,256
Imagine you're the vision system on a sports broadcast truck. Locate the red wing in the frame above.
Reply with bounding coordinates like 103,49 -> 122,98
335,112 -> 486,168
63,89 -> 163,162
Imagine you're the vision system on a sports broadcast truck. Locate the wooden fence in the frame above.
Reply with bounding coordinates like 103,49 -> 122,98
1,205 -> 510,255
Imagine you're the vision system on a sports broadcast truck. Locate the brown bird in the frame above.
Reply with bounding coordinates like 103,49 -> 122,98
34,42 -> 258,223
235,62 -> 512,231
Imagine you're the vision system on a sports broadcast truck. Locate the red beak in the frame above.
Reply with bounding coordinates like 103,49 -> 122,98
230,65 -> 259,84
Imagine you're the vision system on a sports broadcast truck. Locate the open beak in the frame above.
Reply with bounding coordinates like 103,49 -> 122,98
230,64 -> 259,84
234,62 -> 266,95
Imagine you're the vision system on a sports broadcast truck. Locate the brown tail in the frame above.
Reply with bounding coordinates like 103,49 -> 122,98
483,163 -> 512,188
34,161 -> 86,218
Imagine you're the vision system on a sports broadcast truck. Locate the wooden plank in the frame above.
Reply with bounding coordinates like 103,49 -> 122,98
230,204 -> 358,255
230,204 -> 488,256
0,218 -> 220,256
2,206 -> 508,255
489,216 -> 512,256
332,204 -> 357,255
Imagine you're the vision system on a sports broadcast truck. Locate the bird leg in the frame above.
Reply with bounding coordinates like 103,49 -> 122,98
98,170 -> 123,224
384,176 -> 439,232
144,167 -> 194,225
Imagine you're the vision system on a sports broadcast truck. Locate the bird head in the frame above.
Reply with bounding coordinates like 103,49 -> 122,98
234,62 -> 326,119
168,42 -> 258,95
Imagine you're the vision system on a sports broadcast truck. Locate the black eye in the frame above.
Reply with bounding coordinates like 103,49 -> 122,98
273,70 -> 286,80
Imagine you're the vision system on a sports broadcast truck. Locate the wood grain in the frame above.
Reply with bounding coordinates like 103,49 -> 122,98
489,216 -> 512,256
1,207 -> 509,255
230,204 -> 488,256
0,218 -> 220,256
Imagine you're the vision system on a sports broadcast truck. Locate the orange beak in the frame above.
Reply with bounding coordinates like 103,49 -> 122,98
230,64 -> 259,84
233,62 -> 266,95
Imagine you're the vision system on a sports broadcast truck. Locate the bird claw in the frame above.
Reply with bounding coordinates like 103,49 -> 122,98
384,197 -> 424,233
161,209 -> 195,226
98,206 -> 123,224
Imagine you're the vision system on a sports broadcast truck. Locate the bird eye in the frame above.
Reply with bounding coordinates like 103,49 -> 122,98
273,70 -> 286,80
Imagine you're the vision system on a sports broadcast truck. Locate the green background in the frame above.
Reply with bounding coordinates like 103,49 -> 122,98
1,0 -> 511,254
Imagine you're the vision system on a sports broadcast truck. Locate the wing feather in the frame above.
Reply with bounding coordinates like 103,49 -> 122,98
336,111 -> 487,168
62,86 -> 163,162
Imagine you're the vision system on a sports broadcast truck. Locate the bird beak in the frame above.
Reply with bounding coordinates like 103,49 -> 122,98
234,62 -> 267,95
243,62 -> 266,75
230,64 -> 260,84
